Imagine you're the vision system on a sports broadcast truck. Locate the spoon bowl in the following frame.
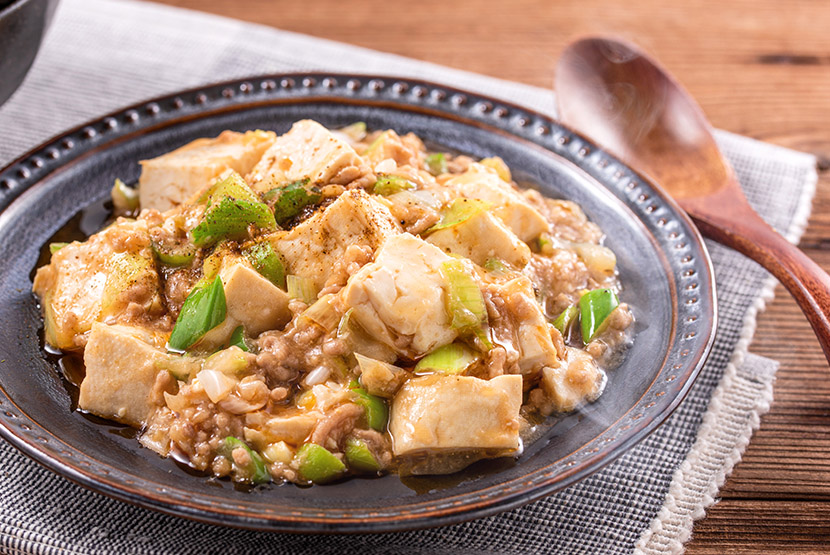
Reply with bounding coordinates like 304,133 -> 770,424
556,37 -> 830,363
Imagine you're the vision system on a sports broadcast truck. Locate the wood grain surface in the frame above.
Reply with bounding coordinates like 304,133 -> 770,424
155,0 -> 830,551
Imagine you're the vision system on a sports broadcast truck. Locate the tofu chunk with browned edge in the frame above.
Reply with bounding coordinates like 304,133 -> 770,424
340,233 -> 457,359
427,209 -> 531,268
247,120 -> 366,191
32,219 -> 162,351
269,189 -> 401,291
541,347 -> 606,412
138,130 -> 275,212
80,323 -> 169,427
446,163 -> 549,242
389,374 -> 523,475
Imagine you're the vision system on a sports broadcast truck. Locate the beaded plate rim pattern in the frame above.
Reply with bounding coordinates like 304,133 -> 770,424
0,73 -> 717,533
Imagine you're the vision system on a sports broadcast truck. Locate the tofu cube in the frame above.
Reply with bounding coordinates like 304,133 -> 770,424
340,233 -> 457,358
32,219 -> 161,351
79,323 -> 168,427
138,130 -> 275,212
270,189 -> 401,291
540,347 -> 606,412
220,261 -> 291,335
446,163 -> 549,242
247,120 -> 366,191
427,209 -> 531,268
389,374 -> 523,474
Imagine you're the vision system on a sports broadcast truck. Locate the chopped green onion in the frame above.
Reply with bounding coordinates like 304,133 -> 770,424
229,325 -> 249,352
263,179 -> 322,225
286,274 -> 317,304
49,242 -> 68,255
536,233 -> 554,255
221,436 -> 270,484
579,288 -> 619,343
373,175 -> 415,196
155,356 -> 201,381
338,121 -> 367,141
484,257 -> 510,276
349,382 -> 388,432
111,178 -> 139,213
190,196 -> 276,248
243,241 -> 286,289
425,152 -> 447,175
295,443 -> 346,484
344,437 -> 381,473
428,198 -> 491,232
152,241 -> 196,267
168,277 -> 227,351
301,294 -> 340,331
198,171 -> 260,206
414,342 -> 480,375
440,259 -> 487,330
553,305 -> 579,335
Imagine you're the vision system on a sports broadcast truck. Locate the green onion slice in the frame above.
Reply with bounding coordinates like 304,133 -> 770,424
440,259 -> 487,331
344,437 -> 381,473
243,241 -> 286,289
428,198 -> 491,232
425,152 -> 447,175
286,274 -> 317,304
111,178 -> 140,213
348,383 -> 388,432
295,443 -> 346,484
578,288 -> 619,343
152,241 -> 196,267
49,242 -> 69,255
168,276 -> 227,351
373,175 -> 416,196
220,436 -> 270,484
263,179 -> 322,225
414,342 -> 480,375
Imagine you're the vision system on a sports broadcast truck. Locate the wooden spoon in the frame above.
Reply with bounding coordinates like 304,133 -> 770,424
555,37 -> 830,362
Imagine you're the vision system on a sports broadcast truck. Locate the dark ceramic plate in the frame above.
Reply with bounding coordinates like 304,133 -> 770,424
0,74 -> 716,533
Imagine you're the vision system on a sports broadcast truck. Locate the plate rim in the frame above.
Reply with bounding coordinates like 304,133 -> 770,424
0,72 -> 718,533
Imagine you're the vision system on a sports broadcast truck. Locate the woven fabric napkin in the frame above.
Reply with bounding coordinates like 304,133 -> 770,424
0,0 -> 818,553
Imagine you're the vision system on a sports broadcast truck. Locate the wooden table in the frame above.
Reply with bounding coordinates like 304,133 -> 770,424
157,1 -> 830,550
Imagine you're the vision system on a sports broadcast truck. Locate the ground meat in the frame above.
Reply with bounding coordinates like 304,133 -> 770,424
350,428 -> 393,469
310,403 -> 363,451
318,244 -> 373,296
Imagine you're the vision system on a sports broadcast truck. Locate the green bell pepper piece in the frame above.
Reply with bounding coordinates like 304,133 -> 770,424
221,436 -> 270,484
243,241 -> 286,289
553,305 -> 578,335
168,276 -> 226,351
349,382 -> 388,432
228,325 -> 249,352
263,179 -> 322,225
344,437 -> 381,473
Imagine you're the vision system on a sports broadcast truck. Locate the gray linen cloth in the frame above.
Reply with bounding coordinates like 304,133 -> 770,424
0,0 -> 818,553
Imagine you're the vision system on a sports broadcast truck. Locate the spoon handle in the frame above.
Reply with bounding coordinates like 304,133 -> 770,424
690,202 -> 830,362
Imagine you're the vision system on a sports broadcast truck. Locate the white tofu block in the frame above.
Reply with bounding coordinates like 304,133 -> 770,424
340,233 -> 457,358
390,374 -> 523,461
427,210 -> 531,268
446,163 -> 549,242
220,262 -> 291,335
138,130 -> 275,212
32,219 -> 161,351
79,323 -> 167,427
271,189 -> 401,291
247,120 -> 365,191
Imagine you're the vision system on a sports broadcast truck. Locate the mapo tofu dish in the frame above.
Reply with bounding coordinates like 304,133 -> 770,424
33,120 -> 632,485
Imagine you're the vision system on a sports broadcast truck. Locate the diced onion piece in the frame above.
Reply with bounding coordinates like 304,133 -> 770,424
203,346 -> 249,375
428,198 -> 491,232
301,294 -> 340,331
262,441 -> 294,464
197,368 -> 238,403
155,356 -> 202,381
480,156 -> 512,182
218,394 -> 265,415
414,342 -> 480,375
163,391 -> 189,412
287,274 -> 318,304
574,242 -> 617,278
303,366 -> 332,386
440,259 -> 487,330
